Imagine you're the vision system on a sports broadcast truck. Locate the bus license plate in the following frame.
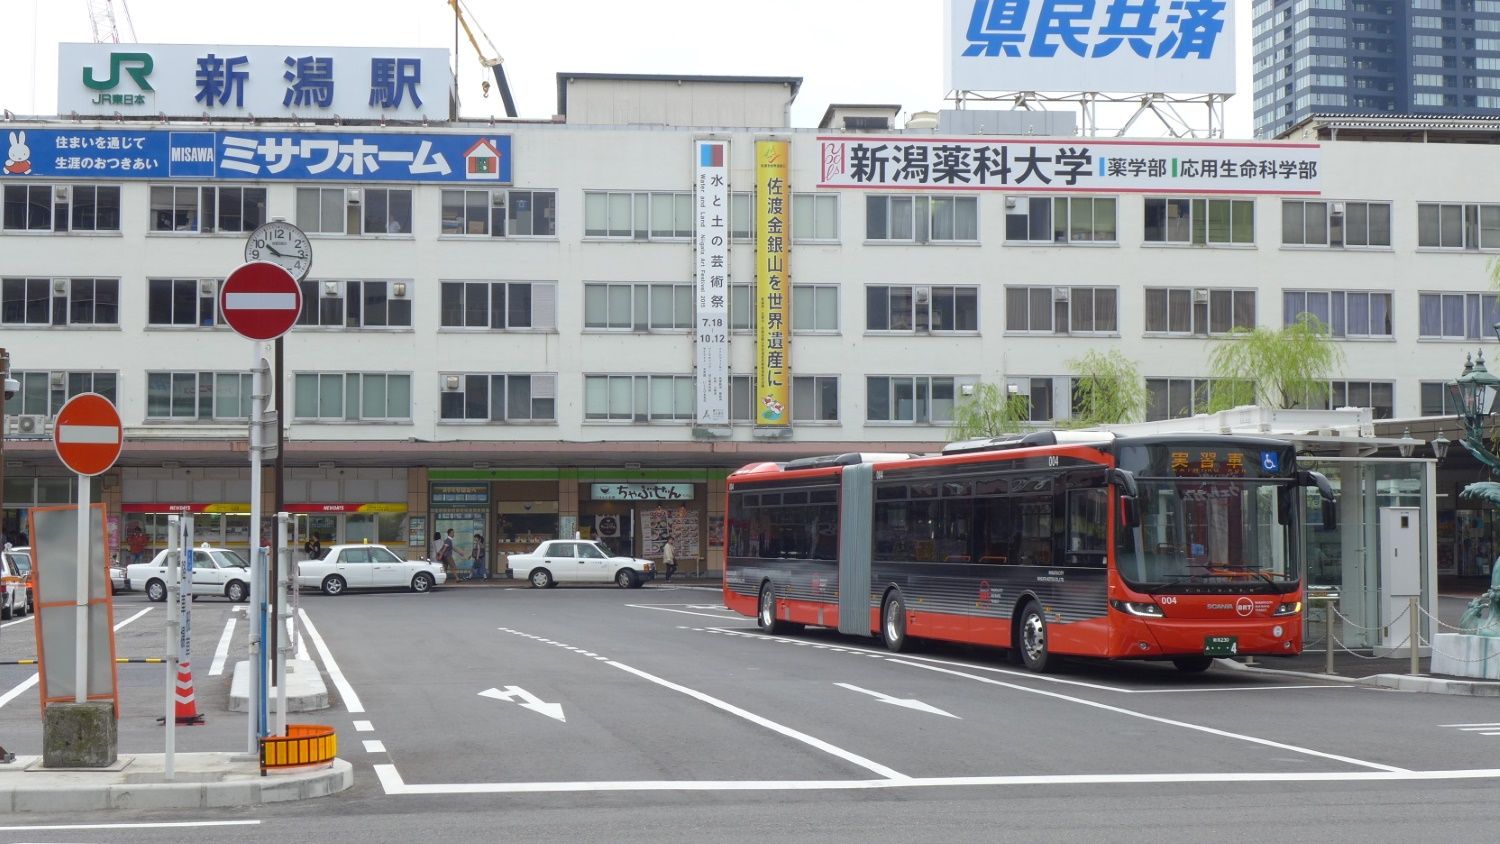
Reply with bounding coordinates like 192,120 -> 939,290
1204,636 -> 1238,656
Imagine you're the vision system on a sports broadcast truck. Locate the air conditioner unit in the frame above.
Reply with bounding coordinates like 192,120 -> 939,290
1053,287 -> 1071,303
54,185 -> 70,202
914,286 -> 931,304
48,371 -> 65,388
1193,288 -> 1210,303
1331,201 -> 1346,214
199,280 -> 215,296
323,281 -> 341,297
12,414 -> 47,436
53,279 -> 67,295
345,188 -> 363,204
443,375 -> 461,391
1004,196 -> 1018,209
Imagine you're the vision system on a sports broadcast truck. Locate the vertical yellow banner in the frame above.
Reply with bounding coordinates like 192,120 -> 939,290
755,140 -> 790,427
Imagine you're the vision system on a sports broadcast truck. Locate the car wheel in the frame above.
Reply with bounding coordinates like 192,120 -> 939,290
1173,656 -> 1214,673
1017,600 -> 1056,673
145,579 -> 167,603
411,572 -> 434,593
25,590 -> 33,614
529,568 -> 553,589
322,575 -> 346,596
225,580 -> 248,603
1,595 -> 10,621
615,569 -> 637,589
882,591 -> 910,653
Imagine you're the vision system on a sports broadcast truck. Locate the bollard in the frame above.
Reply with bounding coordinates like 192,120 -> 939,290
1324,597 -> 1336,676
1409,594 -> 1421,677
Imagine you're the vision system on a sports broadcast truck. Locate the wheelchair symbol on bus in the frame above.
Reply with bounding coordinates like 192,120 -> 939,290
1260,451 -> 1280,473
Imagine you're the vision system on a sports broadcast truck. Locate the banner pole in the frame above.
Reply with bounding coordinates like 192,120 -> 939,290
74,474 -> 90,704
247,343 -> 263,753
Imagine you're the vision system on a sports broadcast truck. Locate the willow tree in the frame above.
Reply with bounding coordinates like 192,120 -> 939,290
1205,313 -> 1344,411
1066,349 -> 1150,427
949,382 -> 1032,440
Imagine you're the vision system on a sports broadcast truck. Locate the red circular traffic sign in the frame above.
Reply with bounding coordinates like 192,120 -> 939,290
53,393 -> 123,477
220,261 -> 302,341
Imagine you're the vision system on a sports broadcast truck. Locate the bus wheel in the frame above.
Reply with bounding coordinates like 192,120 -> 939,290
757,583 -> 784,634
1018,601 -> 1056,673
1173,656 -> 1214,673
882,592 -> 909,652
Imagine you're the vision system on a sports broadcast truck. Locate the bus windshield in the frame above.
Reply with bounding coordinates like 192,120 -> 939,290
1118,478 -> 1297,593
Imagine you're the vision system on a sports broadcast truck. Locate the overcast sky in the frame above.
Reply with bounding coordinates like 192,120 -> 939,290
0,0 -> 1254,136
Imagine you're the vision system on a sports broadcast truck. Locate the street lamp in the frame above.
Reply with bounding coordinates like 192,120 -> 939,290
1432,431 -> 1451,462
1397,427 -> 1417,458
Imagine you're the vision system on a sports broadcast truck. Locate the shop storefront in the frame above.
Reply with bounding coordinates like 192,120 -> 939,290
4,474 -> 96,547
581,483 -> 705,574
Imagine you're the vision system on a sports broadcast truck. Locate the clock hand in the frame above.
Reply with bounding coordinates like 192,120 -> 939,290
266,244 -> 289,258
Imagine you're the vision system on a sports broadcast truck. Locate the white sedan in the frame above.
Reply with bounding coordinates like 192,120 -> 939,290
130,546 -> 252,603
507,539 -> 655,589
297,544 -> 445,595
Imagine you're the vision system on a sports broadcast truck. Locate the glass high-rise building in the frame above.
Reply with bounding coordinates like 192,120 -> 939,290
1252,0 -> 1500,138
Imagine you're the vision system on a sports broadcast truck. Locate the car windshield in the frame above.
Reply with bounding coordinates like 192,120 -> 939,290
1117,479 -> 1297,593
211,550 -> 249,569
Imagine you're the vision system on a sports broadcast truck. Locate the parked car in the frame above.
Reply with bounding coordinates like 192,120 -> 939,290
0,547 -> 28,618
110,558 -> 130,594
2,546 -> 32,615
129,545 -> 252,603
507,539 -> 655,589
296,544 -> 445,595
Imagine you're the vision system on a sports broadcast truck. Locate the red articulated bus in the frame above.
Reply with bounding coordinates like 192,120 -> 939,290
723,431 -> 1336,673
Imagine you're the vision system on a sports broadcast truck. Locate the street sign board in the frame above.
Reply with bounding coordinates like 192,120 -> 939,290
220,262 -> 302,341
52,393 -> 123,477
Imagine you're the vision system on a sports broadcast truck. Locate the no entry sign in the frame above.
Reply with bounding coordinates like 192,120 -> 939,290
53,393 -> 123,476
220,261 -> 302,341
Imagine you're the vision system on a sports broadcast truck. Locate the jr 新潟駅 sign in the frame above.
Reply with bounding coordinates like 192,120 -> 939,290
59,43 -> 452,121
1,128 -> 511,184
945,0 -> 1237,96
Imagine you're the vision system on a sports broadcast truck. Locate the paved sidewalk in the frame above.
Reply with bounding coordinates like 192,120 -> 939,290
0,752 -> 352,812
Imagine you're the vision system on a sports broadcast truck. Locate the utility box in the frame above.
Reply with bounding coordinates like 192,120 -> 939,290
1376,506 -> 1424,658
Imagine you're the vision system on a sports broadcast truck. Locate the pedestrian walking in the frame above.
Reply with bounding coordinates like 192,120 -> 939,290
303,534 -> 323,560
127,527 -> 149,565
662,538 -> 677,582
430,531 -> 445,563
471,533 -> 487,581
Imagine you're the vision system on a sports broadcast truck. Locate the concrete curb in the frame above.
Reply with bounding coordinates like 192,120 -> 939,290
1217,658 -> 1500,696
229,658 -> 329,713
0,753 -> 353,812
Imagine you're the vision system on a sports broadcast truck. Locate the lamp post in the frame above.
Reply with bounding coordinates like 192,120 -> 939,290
1397,427 -> 1417,459
1446,343 -> 1500,476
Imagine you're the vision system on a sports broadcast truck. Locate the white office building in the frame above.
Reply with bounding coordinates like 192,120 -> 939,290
1,72 -> 1495,577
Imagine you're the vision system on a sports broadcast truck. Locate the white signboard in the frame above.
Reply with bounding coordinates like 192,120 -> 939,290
818,136 -> 1320,195
693,139 -> 731,427
58,44 -> 452,120
590,483 -> 694,502
944,0 -> 1237,96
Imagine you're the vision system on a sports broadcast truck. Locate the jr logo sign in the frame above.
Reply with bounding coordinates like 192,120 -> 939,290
82,52 -> 154,91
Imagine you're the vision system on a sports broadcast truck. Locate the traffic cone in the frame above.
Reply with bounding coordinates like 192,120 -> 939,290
158,661 -> 205,725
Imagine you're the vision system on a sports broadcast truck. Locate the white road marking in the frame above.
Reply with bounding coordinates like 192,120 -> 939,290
1,616 -> 32,628
0,607 -> 154,710
0,819 -> 261,832
1127,685 -> 1348,694
364,739 -> 387,753
479,686 -> 566,722
353,720 -> 374,732
209,615 -> 237,676
1440,722 -> 1500,727
373,764 -> 1500,796
888,658 -> 1406,773
607,659 -> 907,780
298,607 -> 363,713
835,682 -> 958,718
627,604 -> 741,620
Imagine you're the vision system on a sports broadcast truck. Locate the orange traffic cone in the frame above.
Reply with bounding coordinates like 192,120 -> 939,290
159,661 -> 205,725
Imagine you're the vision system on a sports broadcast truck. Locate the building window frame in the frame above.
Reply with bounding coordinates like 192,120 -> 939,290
1417,201 -> 1500,250
439,281 -> 557,330
582,191 -> 693,240
296,186 -> 413,236
148,185 -> 267,234
792,193 -> 840,242
1005,285 -> 1118,335
866,285 -> 979,333
4,371 -> 118,417
1417,291 -> 1500,339
865,375 -> 971,424
146,278 -> 221,328
1004,195 -> 1118,244
1143,287 -> 1257,336
1283,289 -> 1393,338
1143,197 -> 1256,246
864,194 -> 979,243
439,187 -> 557,237
1281,199 -> 1392,248
583,282 -> 693,331
293,372 -> 413,422
295,280 -> 413,329
2,277 -> 119,327
438,373 -> 558,423
583,374 -> 694,422
2,183 -> 122,233
145,371 -> 252,421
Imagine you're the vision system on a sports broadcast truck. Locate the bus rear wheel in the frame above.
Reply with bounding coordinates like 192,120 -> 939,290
1017,601 -> 1057,673
757,583 -> 784,634
882,592 -> 910,652
1172,656 -> 1214,673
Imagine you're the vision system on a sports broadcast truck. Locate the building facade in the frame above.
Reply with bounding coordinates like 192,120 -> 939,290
1,74 -> 1497,577
1253,0 -> 1500,139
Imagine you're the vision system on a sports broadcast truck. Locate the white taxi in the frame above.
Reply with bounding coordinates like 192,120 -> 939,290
296,543 -> 445,595
129,545 -> 252,603
507,539 -> 655,589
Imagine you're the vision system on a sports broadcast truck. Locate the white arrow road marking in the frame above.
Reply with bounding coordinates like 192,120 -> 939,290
479,685 -> 566,722
835,683 -> 959,718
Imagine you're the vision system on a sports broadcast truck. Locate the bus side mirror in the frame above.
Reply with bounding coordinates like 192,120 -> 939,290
1321,498 -> 1338,531
1119,495 -> 1139,529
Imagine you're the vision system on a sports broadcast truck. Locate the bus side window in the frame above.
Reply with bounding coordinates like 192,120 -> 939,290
1066,487 -> 1109,567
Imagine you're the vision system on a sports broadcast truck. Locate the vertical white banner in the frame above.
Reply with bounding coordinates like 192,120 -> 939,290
694,139 -> 731,427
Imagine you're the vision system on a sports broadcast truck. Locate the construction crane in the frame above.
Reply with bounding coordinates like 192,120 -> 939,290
83,0 -> 137,43
448,0 -> 517,118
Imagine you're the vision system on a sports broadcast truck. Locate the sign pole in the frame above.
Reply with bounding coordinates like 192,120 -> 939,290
247,343 -> 264,752
164,515 -> 179,780
74,474 -> 90,704
275,511 -> 290,736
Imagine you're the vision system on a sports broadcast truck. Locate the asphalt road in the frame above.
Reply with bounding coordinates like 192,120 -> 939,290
1,583 -> 1498,843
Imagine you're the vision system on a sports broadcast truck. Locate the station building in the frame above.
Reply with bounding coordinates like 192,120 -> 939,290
1,70 -> 1496,579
